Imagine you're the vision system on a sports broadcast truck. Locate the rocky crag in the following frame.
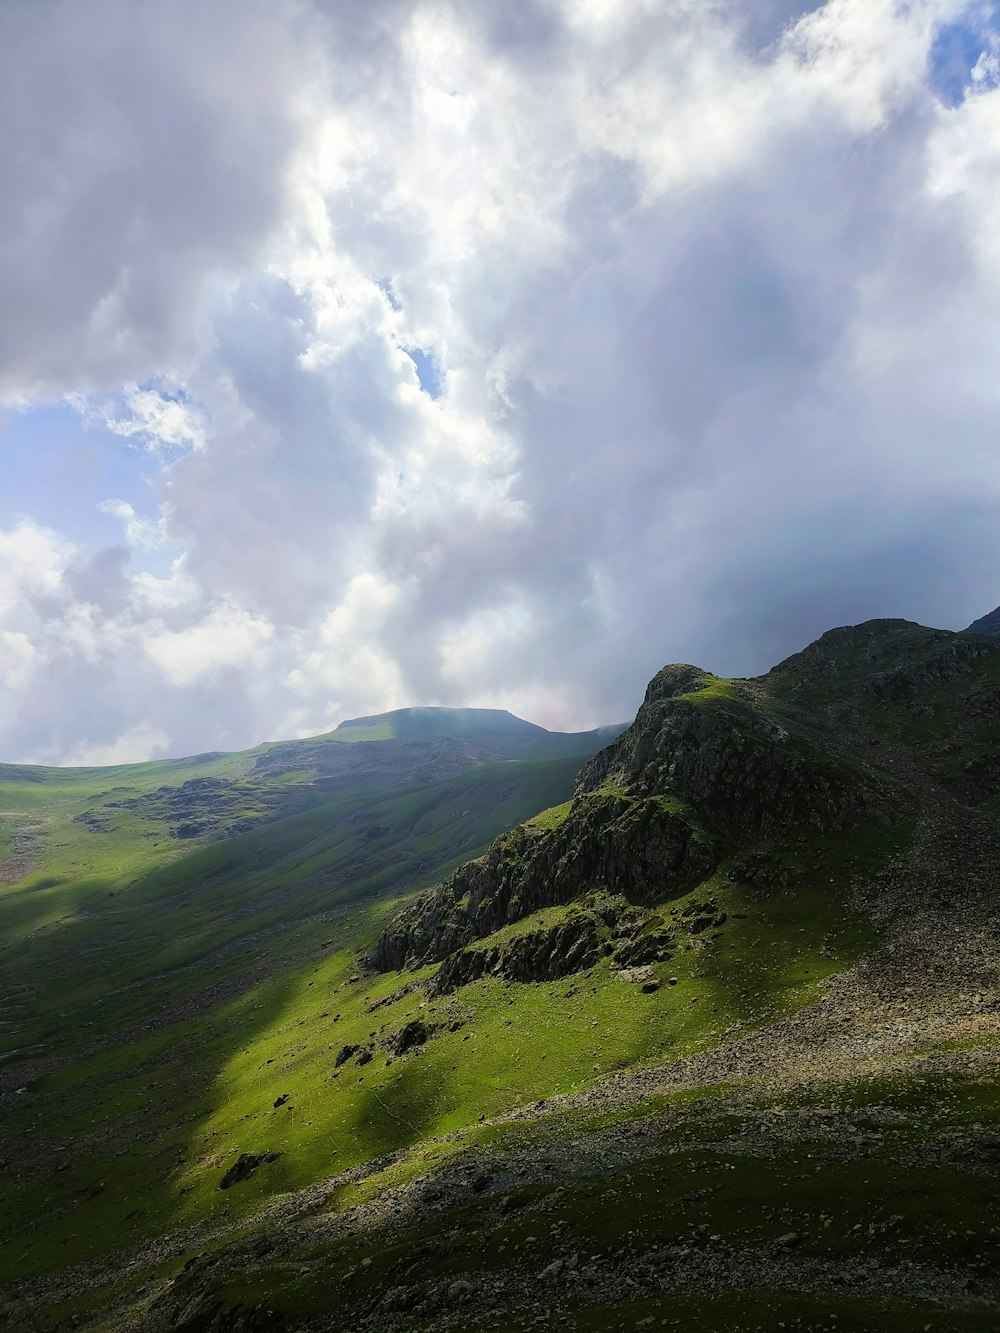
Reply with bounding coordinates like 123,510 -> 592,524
369,652 -> 907,989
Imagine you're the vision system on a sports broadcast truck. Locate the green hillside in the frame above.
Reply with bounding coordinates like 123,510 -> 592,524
0,710 -> 613,1323
2,627 -> 1000,1332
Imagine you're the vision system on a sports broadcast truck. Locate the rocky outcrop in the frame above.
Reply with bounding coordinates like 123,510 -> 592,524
334,1043 -> 361,1068
726,853 -> 792,893
768,620 -> 1000,706
609,919 -> 675,969
578,666 -> 890,836
387,1019 -> 436,1055
218,1152 -> 281,1190
431,909 -> 606,993
370,655 -> 898,986
369,790 -> 714,973
98,776 -> 293,842
373,645 -> 912,991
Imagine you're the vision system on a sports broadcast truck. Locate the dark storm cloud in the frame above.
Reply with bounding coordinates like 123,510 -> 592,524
0,0 -> 323,398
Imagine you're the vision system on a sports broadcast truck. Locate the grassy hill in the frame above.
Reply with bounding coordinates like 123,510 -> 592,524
0,710 -> 613,1322
3,634 -> 1000,1331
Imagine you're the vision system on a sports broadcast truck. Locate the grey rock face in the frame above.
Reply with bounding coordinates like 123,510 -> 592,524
579,671 -> 889,836
370,791 -> 714,974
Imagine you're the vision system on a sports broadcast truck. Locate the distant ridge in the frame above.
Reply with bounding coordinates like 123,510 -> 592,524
334,706 -> 549,742
964,604 -> 1000,637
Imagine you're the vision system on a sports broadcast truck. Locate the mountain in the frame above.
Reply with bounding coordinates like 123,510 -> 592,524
3,625 -> 1000,1331
964,602 -> 1000,636
329,704 -> 626,754
333,705 -> 557,743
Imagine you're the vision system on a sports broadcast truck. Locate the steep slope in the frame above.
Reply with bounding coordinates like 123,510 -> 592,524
0,708 -> 615,1074
369,661 -> 900,987
5,621 -> 1000,1332
0,710 -> 615,1327
964,603 -> 1000,636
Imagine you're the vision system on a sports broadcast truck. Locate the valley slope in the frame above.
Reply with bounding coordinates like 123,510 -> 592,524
3,626 -> 1000,1333
0,708 -> 615,1327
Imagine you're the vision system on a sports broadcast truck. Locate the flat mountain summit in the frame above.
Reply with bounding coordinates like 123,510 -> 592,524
2,616 -> 999,1331
333,705 -> 551,740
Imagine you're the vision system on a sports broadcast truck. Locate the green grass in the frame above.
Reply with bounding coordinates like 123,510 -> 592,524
2,802 -> 898,1291
0,755 -> 589,1054
0,796 -> 899,1302
678,674 -> 740,705
175,1062 -> 1000,1333
0,654 -> 972,1331
0,739 -> 598,1291
525,801 -> 572,831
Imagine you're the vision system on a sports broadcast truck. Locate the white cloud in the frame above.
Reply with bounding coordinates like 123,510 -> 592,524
3,1 -> 1000,760
104,384 -> 207,453
0,631 -> 37,692
145,604 -> 275,686
0,519 -> 69,617
129,558 -> 200,612
98,499 -> 163,549
58,724 -> 170,768
0,0 -> 318,402
285,572 -> 404,712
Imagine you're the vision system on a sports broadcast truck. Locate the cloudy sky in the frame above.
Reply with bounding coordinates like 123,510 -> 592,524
2,0 -> 1000,763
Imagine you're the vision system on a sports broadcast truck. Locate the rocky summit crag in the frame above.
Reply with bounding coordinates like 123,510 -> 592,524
369,658 -> 900,988
3,616 -> 1000,1333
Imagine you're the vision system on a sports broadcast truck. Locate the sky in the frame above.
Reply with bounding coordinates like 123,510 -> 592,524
2,0 -> 1000,764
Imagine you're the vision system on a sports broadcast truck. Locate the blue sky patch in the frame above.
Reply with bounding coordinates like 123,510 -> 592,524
0,403 -> 157,547
928,5 -> 1000,106
377,278 -> 402,312
405,347 -> 443,399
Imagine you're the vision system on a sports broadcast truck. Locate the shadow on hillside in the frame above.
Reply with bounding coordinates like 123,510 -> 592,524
0,757 -> 589,1296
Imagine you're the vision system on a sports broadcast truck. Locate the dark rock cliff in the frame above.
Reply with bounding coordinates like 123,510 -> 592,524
575,665 -> 887,835
369,653 -> 897,980
767,619 -> 999,704
368,788 -> 714,972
